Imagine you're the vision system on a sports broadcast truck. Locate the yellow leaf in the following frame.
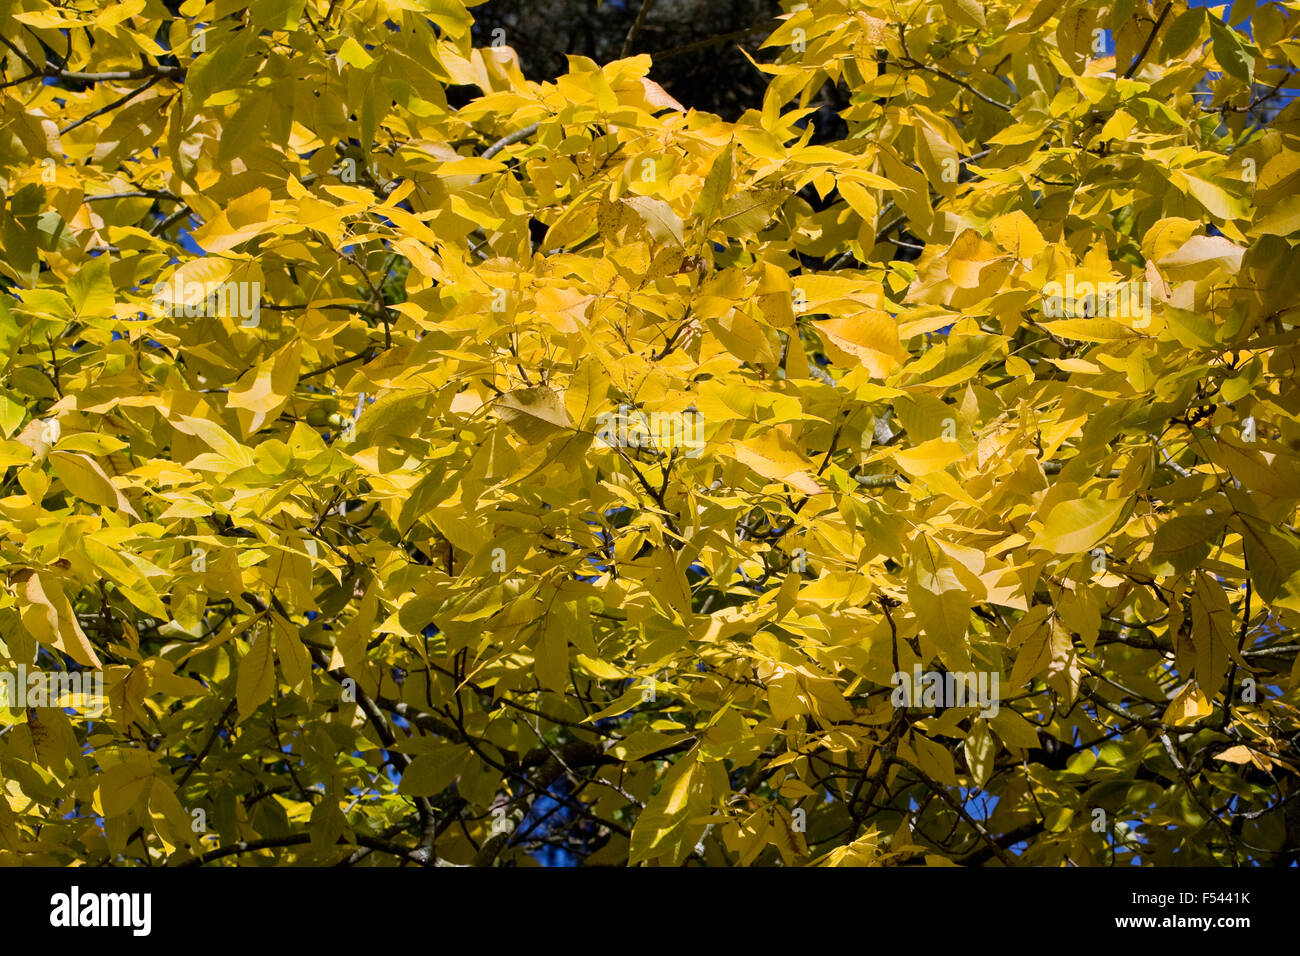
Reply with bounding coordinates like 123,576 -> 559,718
49,451 -> 136,516
171,414 -> 253,466
338,37 -> 375,69
236,623 -> 276,721
227,340 -> 303,435
908,537 -> 972,671
1175,171 -> 1248,221
893,437 -> 967,476
1157,235 -> 1245,276
990,211 -> 1047,259
622,196 -> 685,247
82,536 -> 168,619
98,761 -> 154,818
275,616 -> 313,701
190,188 -> 283,253
1141,217 -> 1200,261
24,574 -> 102,669
1255,148 -> 1300,207
811,312 -> 906,378
946,229 -> 1006,288
1008,618 -> 1052,689
535,603 -> 571,693
493,386 -> 573,442
1163,684 -> 1212,726
1040,319 -> 1141,342
729,431 -> 824,496
838,179 -> 878,222
1032,497 -> 1127,553
640,78 -> 684,112
1214,745 -> 1255,764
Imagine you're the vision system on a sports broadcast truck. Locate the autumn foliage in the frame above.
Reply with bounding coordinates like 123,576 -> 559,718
0,0 -> 1298,866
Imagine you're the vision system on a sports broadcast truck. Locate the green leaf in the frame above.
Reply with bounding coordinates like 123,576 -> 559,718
1160,8 -> 1205,60
1208,15 -> 1253,85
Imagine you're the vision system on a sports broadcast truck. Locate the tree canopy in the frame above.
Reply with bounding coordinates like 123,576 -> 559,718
0,0 -> 1298,867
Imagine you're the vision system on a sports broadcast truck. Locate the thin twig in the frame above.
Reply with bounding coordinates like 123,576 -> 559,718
621,0 -> 658,59
482,122 -> 541,161
1123,2 -> 1173,79
60,76 -> 160,134
650,20 -> 776,62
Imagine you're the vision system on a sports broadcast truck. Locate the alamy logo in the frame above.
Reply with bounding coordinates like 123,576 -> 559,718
595,405 -> 704,457
0,666 -> 103,717
890,665 -> 1000,717
151,275 -> 261,326
49,886 -> 151,936
1041,274 -> 1150,323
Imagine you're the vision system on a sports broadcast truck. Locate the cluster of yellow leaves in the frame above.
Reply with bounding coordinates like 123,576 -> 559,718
0,0 -> 1296,866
